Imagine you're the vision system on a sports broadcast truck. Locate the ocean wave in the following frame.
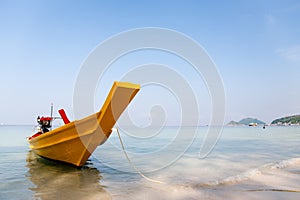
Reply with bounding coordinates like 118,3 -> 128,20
268,158 -> 300,170
194,157 -> 300,188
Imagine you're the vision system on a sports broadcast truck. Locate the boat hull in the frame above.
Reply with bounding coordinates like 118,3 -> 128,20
28,82 -> 140,166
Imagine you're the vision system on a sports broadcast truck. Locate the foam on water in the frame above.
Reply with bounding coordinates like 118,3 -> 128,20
269,158 -> 300,170
97,156 -> 300,200
194,157 -> 300,188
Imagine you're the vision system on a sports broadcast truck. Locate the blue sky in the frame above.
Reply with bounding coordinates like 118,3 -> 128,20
0,0 -> 299,125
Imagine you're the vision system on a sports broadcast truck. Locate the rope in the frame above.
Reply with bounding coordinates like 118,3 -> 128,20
115,127 -> 165,184
32,125 -> 39,133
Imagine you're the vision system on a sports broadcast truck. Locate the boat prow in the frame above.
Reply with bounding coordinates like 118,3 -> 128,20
28,81 -> 140,167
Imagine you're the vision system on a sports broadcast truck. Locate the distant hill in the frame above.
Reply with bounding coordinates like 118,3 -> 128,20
227,118 -> 265,126
271,115 -> 300,125
227,120 -> 241,126
238,118 -> 265,125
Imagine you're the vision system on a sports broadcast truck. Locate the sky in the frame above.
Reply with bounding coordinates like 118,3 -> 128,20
0,0 -> 299,125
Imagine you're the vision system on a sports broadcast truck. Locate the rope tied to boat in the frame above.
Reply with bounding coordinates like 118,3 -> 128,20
115,127 -> 165,184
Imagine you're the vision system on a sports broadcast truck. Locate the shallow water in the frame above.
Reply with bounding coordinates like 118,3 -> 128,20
0,125 -> 299,199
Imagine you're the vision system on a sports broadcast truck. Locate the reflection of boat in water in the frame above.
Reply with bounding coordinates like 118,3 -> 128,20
26,151 -> 111,199
27,82 -> 140,167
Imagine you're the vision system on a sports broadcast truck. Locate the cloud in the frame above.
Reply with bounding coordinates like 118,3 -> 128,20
276,46 -> 300,62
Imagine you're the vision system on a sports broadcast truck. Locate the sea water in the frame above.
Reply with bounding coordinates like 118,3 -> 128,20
0,125 -> 299,199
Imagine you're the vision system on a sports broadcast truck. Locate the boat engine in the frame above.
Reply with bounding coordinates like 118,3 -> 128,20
37,116 -> 52,133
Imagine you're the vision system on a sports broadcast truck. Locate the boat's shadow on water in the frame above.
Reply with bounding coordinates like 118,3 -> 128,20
25,150 -> 112,200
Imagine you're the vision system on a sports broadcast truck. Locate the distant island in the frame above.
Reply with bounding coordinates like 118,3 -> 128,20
227,120 -> 241,126
271,115 -> 300,126
227,118 -> 266,126
228,115 -> 300,126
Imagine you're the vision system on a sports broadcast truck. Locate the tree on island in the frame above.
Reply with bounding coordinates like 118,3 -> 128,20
271,115 -> 300,125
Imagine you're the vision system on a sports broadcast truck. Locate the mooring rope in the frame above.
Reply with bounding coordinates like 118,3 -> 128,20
115,127 -> 165,184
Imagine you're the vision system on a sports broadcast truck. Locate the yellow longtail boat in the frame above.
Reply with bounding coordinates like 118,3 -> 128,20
27,81 -> 140,167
